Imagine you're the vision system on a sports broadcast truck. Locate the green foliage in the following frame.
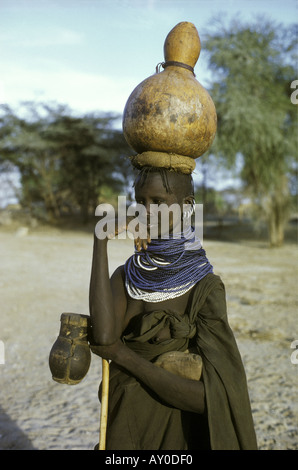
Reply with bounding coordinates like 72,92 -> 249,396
203,16 -> 298,246
0,102 -> 134,222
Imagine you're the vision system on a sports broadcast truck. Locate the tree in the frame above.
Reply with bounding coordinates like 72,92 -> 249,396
203,16 -> 298,246
45,108 -> 132,222
0,102 -> 134,222
0,102 -> 64,220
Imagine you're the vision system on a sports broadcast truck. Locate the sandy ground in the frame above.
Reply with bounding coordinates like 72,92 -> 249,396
0,225 -> 297,450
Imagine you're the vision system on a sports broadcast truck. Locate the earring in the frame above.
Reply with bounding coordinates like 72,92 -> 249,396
190,200 -> 196,216
183,209 -> 191,220
183,202 -> 195,220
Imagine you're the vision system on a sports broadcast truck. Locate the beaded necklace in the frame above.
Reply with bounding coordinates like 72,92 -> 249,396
124,226 -> 213,302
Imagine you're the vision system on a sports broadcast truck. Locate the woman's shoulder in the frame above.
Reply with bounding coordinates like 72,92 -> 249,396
190,273 -> 227,319
194,272 -> 225,296
111,264 -> 125,281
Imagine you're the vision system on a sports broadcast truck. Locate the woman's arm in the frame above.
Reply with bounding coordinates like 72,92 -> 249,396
89,235 -> 127,345
91,340 -> 205,414
89,218 -> 150,345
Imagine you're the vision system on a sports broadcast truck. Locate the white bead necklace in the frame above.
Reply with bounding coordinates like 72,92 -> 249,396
125,279 -> 194,302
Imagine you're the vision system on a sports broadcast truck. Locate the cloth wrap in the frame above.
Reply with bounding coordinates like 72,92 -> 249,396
99,273 -> 257,450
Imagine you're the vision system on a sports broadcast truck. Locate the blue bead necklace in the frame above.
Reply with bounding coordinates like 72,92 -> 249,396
124,226 -> 213,302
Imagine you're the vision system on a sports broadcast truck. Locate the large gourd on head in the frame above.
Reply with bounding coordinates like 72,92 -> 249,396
122,22 -> 217,174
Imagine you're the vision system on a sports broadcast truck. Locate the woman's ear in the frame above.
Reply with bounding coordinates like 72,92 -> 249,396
182,196 -> 196,221
183,195 -> 195,209
184,195 -> 193,202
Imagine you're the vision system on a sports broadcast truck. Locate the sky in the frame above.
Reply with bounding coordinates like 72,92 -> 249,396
1,0 -> 297,117
0,0 -> 297,205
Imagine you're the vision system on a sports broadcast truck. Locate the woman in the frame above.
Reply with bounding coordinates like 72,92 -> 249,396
89,167 -> 257,450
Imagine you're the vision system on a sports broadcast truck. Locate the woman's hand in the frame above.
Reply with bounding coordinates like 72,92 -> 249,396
95,215 -> 131,241
134,235 -> 151,251
95,214 -> 151,250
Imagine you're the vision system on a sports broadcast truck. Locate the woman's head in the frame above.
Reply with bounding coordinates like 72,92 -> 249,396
134,166 -> 194,201
133,167 -> 195,237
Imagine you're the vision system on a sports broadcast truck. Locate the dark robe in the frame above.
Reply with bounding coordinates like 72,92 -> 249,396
99,273 -> 258,450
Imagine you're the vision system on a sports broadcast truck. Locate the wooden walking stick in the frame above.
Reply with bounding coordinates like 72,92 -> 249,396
99,358 -> 109,450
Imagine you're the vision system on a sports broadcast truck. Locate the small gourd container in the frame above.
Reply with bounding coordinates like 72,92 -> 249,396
49,313 -> 91,385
